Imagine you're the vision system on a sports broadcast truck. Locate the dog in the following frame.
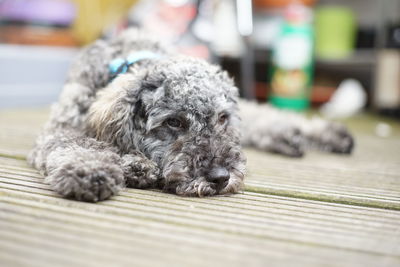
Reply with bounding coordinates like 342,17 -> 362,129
28,29 -> 353,202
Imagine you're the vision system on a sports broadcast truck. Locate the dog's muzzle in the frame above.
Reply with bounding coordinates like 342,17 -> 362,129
206,167 -> 230,183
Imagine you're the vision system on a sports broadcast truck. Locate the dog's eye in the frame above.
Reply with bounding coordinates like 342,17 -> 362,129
218,113 -> 229,125
166,118 -> 183,128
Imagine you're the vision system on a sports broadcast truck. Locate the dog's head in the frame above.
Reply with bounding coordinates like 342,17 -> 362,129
88,57 -> 246,196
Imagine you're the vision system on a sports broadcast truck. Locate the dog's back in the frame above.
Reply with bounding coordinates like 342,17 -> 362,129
43,29 -> 170,132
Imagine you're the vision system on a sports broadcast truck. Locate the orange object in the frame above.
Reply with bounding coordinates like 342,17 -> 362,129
311,85 -> 336,105
253,0 -> 317,8
0,25 -> 78,47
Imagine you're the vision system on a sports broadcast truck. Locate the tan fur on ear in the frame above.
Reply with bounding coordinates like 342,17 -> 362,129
88,86 -> 123,140
87,75 -> 135,143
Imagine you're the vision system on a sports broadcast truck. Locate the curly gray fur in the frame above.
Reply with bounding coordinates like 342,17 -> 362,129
28,28 -> 353,202
239,100 -> 354,157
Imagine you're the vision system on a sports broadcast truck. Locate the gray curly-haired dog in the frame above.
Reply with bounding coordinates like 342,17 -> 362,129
28,29 -> 353,202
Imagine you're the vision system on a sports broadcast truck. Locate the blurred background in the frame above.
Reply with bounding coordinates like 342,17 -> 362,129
0,0 -> 399,119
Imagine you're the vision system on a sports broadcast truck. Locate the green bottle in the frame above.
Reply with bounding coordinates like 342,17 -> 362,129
269,4 -> 314,111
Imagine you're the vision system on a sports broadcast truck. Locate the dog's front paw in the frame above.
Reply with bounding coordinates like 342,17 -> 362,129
167,179 -> 217,197
46,160 -> 124,202
260,126 -> 305,157
314,122 -> 354,154
249,123 -> 305,157
122,153 -> 161,189
273,127 -> 305,157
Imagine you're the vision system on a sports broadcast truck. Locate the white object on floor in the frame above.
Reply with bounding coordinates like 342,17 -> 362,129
375,122 -> 392,138
320,79 -> 367,119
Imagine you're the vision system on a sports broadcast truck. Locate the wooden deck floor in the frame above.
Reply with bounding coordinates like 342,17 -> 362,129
1,108 -> 399,267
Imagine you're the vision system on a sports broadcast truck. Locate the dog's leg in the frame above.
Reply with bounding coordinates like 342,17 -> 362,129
301,117 -> 354,154
239,100 -> 306,157
239,100 -> 354,156
28,131 -> 125,202
121,152 -> 161,189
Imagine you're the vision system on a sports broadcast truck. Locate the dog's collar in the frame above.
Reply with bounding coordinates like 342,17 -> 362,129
108,51 -> 161,80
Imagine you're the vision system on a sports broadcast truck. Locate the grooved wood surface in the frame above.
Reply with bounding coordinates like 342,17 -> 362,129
0,108 -> 400,267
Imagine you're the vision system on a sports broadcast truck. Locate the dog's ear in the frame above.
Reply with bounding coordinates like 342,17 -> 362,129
87,75 -> 139,152
87,72 -> 164,152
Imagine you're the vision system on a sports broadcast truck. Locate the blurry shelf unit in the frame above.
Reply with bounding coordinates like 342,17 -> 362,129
252,48 -> 376,69
314,49 -> 376,105
218,48 -> 376,103
315,49 -> 376,70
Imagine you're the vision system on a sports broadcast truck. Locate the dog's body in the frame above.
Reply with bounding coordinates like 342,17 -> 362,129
28,29 -> 353,202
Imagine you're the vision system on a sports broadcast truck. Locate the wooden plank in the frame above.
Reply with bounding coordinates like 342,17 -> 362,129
1,108 -> 400,266
0,166 -> 399,253
1,165 -> 400,263
0,108 -> 400,209
244,133 -> 400,210
2,154 -> 400,212
1,159 -> 400,223
0,108 -> 48,159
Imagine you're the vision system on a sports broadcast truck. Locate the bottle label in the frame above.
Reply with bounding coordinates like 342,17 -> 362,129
270,24 -> 313,109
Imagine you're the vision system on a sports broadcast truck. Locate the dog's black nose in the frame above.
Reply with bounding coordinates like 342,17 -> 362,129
207,167 -> 230,183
